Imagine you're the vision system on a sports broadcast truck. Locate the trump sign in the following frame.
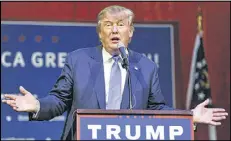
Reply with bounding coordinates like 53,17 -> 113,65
76,109 -> 194,140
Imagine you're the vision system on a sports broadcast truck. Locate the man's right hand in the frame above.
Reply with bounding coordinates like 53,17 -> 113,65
2,86 -> 39,113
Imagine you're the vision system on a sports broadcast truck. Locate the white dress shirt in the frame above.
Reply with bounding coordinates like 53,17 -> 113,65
102,48 -> 127,108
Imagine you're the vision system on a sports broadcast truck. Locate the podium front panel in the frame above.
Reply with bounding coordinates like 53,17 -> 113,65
76,111 -> 194,140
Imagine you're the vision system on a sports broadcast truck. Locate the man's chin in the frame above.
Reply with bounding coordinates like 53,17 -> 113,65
109,44 -> 119,49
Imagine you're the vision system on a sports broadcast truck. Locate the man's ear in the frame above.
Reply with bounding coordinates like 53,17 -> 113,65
99,32 -> 102,40
129,27 -> 134,38
129,29 -> 134,38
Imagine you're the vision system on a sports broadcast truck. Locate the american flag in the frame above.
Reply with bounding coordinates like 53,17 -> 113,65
186,31 -> 217,140
186,31 -> 212,110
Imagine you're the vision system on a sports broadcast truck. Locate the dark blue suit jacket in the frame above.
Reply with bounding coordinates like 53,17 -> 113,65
30,45 -> 174,140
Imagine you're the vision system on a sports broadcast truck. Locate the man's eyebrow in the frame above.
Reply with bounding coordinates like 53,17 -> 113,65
117,20 -> 125,23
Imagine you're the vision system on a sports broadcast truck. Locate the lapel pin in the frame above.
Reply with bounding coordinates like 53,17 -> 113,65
134,66 -> 138,70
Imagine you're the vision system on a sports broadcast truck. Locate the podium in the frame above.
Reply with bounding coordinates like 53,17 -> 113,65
76,109 -> 194,140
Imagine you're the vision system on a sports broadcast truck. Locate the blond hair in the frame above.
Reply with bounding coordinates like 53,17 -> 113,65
96,5 -> 135,34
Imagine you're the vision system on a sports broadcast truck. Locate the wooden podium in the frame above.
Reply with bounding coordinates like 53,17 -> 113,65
76,109 -> 194,140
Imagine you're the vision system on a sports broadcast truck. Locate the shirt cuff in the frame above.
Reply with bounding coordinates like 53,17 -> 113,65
32,100 -> 40,119
193,123 -> 198,131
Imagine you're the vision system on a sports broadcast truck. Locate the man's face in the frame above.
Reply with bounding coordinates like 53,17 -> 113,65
99,12 -> 133,54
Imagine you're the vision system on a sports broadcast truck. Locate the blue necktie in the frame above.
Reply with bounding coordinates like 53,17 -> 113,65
107,55 -> 122,109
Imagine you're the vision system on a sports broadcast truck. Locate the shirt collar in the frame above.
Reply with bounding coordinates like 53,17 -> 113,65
102,47 -> 113,63
102,47 -> 129,63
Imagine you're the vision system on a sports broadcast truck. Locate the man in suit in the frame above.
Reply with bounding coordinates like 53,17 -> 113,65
2,5 -> 228,140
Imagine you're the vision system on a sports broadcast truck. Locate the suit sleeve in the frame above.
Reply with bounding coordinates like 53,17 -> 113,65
29,53 -> 74,121
147,63 -> 175,110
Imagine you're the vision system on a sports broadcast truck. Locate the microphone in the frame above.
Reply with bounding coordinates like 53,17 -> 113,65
117,42 -> 129,69
117,42 -> 133,110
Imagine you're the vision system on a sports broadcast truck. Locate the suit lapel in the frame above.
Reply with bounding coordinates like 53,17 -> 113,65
89,46 -> 106,109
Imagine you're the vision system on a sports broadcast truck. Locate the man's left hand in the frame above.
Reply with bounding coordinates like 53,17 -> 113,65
192,99 -> 228,126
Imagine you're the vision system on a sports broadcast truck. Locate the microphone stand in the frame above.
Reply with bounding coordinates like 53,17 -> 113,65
122,60 -> 133,110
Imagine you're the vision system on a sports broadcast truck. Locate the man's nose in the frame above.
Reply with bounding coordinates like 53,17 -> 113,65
112,25 -> 118,33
